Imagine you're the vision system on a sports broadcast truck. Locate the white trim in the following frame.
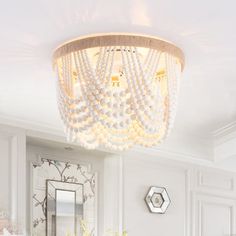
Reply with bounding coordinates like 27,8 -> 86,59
10,136 -> 18,223
118,155 -> 124,235
213,121 -> 236,139
0,114 -> 63,138
94,172 -> 98,236
0,125 -> 26,234
185,170 -> 191,236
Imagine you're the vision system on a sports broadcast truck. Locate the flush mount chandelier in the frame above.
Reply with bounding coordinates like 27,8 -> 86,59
53,33 -> 184,150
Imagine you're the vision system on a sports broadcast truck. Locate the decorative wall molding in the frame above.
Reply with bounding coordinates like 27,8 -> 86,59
197,171 -> 235,192
213,121 -> 236,162
0,125 -> 26,234
103,154 -> 124,235
185,170 -> 191,236
213,121 -> 236,141
193,193 -> 236,236
0,115 -> 63,138
190,168 -> 236,236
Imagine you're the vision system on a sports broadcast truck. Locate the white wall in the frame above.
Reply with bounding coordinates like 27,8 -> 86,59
122,153 -> 236,236
123,157 -> 187,236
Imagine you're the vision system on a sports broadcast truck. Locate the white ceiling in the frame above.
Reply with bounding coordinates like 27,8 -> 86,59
0,0 -> 236,139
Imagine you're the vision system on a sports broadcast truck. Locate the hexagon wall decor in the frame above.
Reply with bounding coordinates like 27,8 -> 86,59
145,186 -> 171,214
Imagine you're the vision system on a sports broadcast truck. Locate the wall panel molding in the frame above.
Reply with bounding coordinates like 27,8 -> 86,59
185,170 -> 191,236
197,170 -> 235,192
0,125 -> 26,234
193,194 -> 236,236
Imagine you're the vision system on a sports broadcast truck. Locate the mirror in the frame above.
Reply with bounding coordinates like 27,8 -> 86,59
46,180 -> 83,236
56,190 -> 75,236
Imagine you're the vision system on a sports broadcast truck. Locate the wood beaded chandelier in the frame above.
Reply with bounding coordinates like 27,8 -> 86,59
53,33 -> 185,150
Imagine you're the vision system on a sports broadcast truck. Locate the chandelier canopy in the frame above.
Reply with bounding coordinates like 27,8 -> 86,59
53,33 -> 184,150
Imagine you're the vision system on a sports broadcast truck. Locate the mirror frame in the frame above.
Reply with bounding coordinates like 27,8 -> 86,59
46,180 -> 84,236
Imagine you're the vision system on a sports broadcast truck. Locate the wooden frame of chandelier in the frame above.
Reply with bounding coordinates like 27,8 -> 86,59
53,33 -> 185,70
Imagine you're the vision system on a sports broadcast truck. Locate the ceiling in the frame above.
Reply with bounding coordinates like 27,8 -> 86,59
0,0 -> 236,139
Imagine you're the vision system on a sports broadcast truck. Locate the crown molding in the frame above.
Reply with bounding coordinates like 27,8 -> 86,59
212,121 -> 236,144
212,121 -> 236,161
0,114 -> 213,163
0,114 -> 63,137
0,114 -> 236,168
